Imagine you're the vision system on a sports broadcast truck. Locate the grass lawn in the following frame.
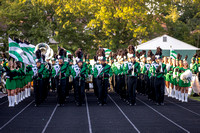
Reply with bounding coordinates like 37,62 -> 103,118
189,92 -> 200,102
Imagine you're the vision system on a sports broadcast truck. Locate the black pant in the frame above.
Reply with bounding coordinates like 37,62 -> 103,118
154,77 -> 165,104
119,75 -> 126,100
115,75 -> 121,94
43,78 -> 49,101
57,78 -> 66,104
93,78 -> 98,97
128,76 -> 137,104
97,78 -> 109,104
51,77 -> 56,91
73,78 -> 85,105
137,75 -> 141,93
65,77 -> 69,97
33,79 -> 43,105
148,77 -> 155,101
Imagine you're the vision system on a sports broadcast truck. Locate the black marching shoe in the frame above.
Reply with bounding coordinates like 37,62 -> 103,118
98,103 -> 103,106
160,103 -> 164,106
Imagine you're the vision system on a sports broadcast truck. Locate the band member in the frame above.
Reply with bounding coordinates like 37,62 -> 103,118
125,45 -> 140,106
92,56 -> 99,97
179,55 -> 192,102
3,57 -> 17,107
177,54 -> 183,101
85,54 -> 92,91
68,54 -> 74,93
165,57 -> 172,96
154,47 -> 167,105
148,55 -> 156,101
41,55 -> 50,101
52,49 -> 69,106
189,54 -> 200,96
112,49 -> 124,97
111,53 -> 117,93
33,49 -> 46,107
169,58 -> 176,98
94,48 -> 112,106
26,64 -> 33,98
140,50 -> 150,95
145,50 -> 152,100
71,49 -> 88,106
135,51 -> 141,94
51,56 -> 57,92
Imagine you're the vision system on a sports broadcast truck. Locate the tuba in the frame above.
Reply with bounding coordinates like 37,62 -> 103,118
35,43 -> 54,61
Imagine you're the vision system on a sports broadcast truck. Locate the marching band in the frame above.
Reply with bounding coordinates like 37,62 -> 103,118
1,41 -> 200,107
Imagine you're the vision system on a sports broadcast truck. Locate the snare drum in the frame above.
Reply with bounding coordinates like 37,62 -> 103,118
86,75 -> 93,83
69,75 -> 73,83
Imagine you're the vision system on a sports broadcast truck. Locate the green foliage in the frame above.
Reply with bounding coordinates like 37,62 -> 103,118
0,0 -> 199,56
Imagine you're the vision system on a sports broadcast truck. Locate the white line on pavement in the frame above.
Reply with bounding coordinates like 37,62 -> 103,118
166,99 -> 200,117
85,93 -> 92,133
0,100 -> 34,130
137,98 -> 190,133
108,94 -> 140,133
0,100 -> 8,106
41,104 -> 58,133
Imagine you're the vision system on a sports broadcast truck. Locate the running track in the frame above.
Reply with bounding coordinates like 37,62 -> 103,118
0,91 -> 200,133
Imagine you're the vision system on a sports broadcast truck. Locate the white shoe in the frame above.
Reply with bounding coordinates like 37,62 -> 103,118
178,91 -> 182,101
11,96 -> 15,107
175,90 -> 178,100
25,89 -> 28,98
165,87 -> 167,95
184,93 -> 188,102
181,93 -> 185,102
28,88 -> 30,97
22,91 -> 25,100
169,87 -> 172,97
20,92 -> 23,101
172,87 -> 176,98
8,96 -> 12,107
15,95 -> 18,105
19,93 -> 21,102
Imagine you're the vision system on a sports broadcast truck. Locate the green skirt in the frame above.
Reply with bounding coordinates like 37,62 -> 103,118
165,73 -> 171,82
16,79 -> 21,88
6,79 -> 16,90
179,79 -> 191,87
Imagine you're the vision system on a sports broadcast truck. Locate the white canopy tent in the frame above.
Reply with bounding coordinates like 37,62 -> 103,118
136,35 -> 199,64
136,34 -> 199,51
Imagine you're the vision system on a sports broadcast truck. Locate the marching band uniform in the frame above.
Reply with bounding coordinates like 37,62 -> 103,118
3,59 -> 18,107
148,55 -> 157,101
124,45 -> 140,105
52,49 -> 70,106
33,50 -> 46,107
92,56 -> 99,97
126,56 -> 140,105
51,58 -> 57,92
26,64 -> 33,97
71,49 -> 88,106
154,47 -> 167,105
94,48 -> 112,106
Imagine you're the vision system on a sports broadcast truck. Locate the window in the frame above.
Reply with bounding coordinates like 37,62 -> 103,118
163,37 -> 167,42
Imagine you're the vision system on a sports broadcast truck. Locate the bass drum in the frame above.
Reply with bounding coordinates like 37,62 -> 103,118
1,72 -> 7,94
